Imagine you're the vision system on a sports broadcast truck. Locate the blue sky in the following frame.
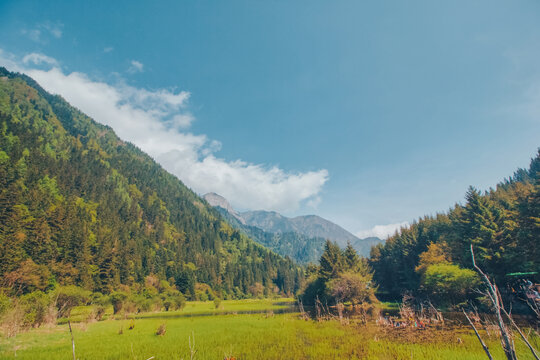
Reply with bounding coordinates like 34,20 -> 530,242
1,1 -> 539,238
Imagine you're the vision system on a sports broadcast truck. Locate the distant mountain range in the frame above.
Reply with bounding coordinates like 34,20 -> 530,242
203,192 -> 383,262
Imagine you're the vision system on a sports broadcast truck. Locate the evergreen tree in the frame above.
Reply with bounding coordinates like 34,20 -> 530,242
319,240 -> 344,280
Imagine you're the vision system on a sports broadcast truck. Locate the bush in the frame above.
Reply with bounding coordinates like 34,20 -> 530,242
19,291 -> 52,327
110,292 -> 128,314
163,299 -> 173,311
248,283 -> 264,298
1,306 -> 24,338
156,322 -> 166,336
92,292 -> 110,307
171,292 -> 186,310
0,293 -> 11,319
327,272 -> 377,305
195,283 -> 215,301
422,263 -> 480,304
300,276 -> 327,305
54,285 -> 92,317
89,305 -> 106,321
136,296 -> 154,312
161,290 -> 186,311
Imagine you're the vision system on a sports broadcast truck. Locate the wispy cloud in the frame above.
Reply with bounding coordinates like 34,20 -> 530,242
21,22 -> 63,43
128,60 -> 144,73
0,50 -> 328,213
45,23 -> 63,39
103,47 -> 114,53
355,221 -> 409,239
22,53 -> 58,67
21,29 -> 42,42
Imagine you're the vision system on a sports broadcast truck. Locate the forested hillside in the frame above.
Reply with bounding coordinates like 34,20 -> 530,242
370,151 -> 540,301
212,205 -> 326,264
0,68 -> 303,299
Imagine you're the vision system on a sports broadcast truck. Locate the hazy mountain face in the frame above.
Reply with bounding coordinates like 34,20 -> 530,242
240,211 -> 355,246
203,193 -> 383,258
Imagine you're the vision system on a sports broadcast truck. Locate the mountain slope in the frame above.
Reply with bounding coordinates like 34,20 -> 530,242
0,68 -> 302,297
240,211 -> 361,247
203,192 -> 383,260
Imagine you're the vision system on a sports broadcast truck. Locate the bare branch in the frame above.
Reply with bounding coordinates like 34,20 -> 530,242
463,309 -> 494,360
470,245 -> 518,360
500,307 -> 540,360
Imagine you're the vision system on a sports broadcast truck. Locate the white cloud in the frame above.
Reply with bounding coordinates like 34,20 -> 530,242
128,60 -> 144,73
170,114 -> 194,128
22,53 -> 58,67
356,221 -> 409,239
104,47 -> 114,53
0,50 -> 328,212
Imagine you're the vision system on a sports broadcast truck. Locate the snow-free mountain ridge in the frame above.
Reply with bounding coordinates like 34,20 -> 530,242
203,192 -> 383,258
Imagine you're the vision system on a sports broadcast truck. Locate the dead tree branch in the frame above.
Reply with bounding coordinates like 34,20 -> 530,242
470,245 -> 518,360
500,307 -> 540,360
463,309 -> 494,360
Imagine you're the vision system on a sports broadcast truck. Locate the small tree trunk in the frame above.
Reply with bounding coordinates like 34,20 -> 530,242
68,320 -> 76,360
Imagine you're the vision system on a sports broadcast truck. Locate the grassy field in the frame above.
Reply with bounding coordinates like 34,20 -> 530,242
63,298 -> 295,323
1,299 -> 539,359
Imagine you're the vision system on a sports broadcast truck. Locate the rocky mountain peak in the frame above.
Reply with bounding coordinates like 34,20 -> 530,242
203,192 -> 245,224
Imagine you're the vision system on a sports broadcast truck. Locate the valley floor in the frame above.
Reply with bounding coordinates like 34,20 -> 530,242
1,299 -> 539,359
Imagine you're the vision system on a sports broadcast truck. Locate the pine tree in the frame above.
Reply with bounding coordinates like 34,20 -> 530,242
319,240 -> 344,279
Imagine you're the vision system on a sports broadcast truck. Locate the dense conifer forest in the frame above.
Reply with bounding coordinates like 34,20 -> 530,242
0,68 -> 303,299
370,151 -> 540,303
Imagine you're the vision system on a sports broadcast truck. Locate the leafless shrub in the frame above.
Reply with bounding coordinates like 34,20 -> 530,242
1,306 -> 24,338
297,298 -> 309,321
399,293 -> 416,323
87,305 -> 105,322
44,302 -> 58,326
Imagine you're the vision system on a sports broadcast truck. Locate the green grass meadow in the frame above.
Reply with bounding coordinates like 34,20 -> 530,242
1,299 -> 539,359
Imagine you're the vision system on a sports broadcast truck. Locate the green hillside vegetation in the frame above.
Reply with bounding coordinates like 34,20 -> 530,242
0,68 -> 303,308
370,150 -> 540,303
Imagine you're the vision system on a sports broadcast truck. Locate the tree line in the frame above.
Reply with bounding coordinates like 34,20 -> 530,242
370,150 -> 539,305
